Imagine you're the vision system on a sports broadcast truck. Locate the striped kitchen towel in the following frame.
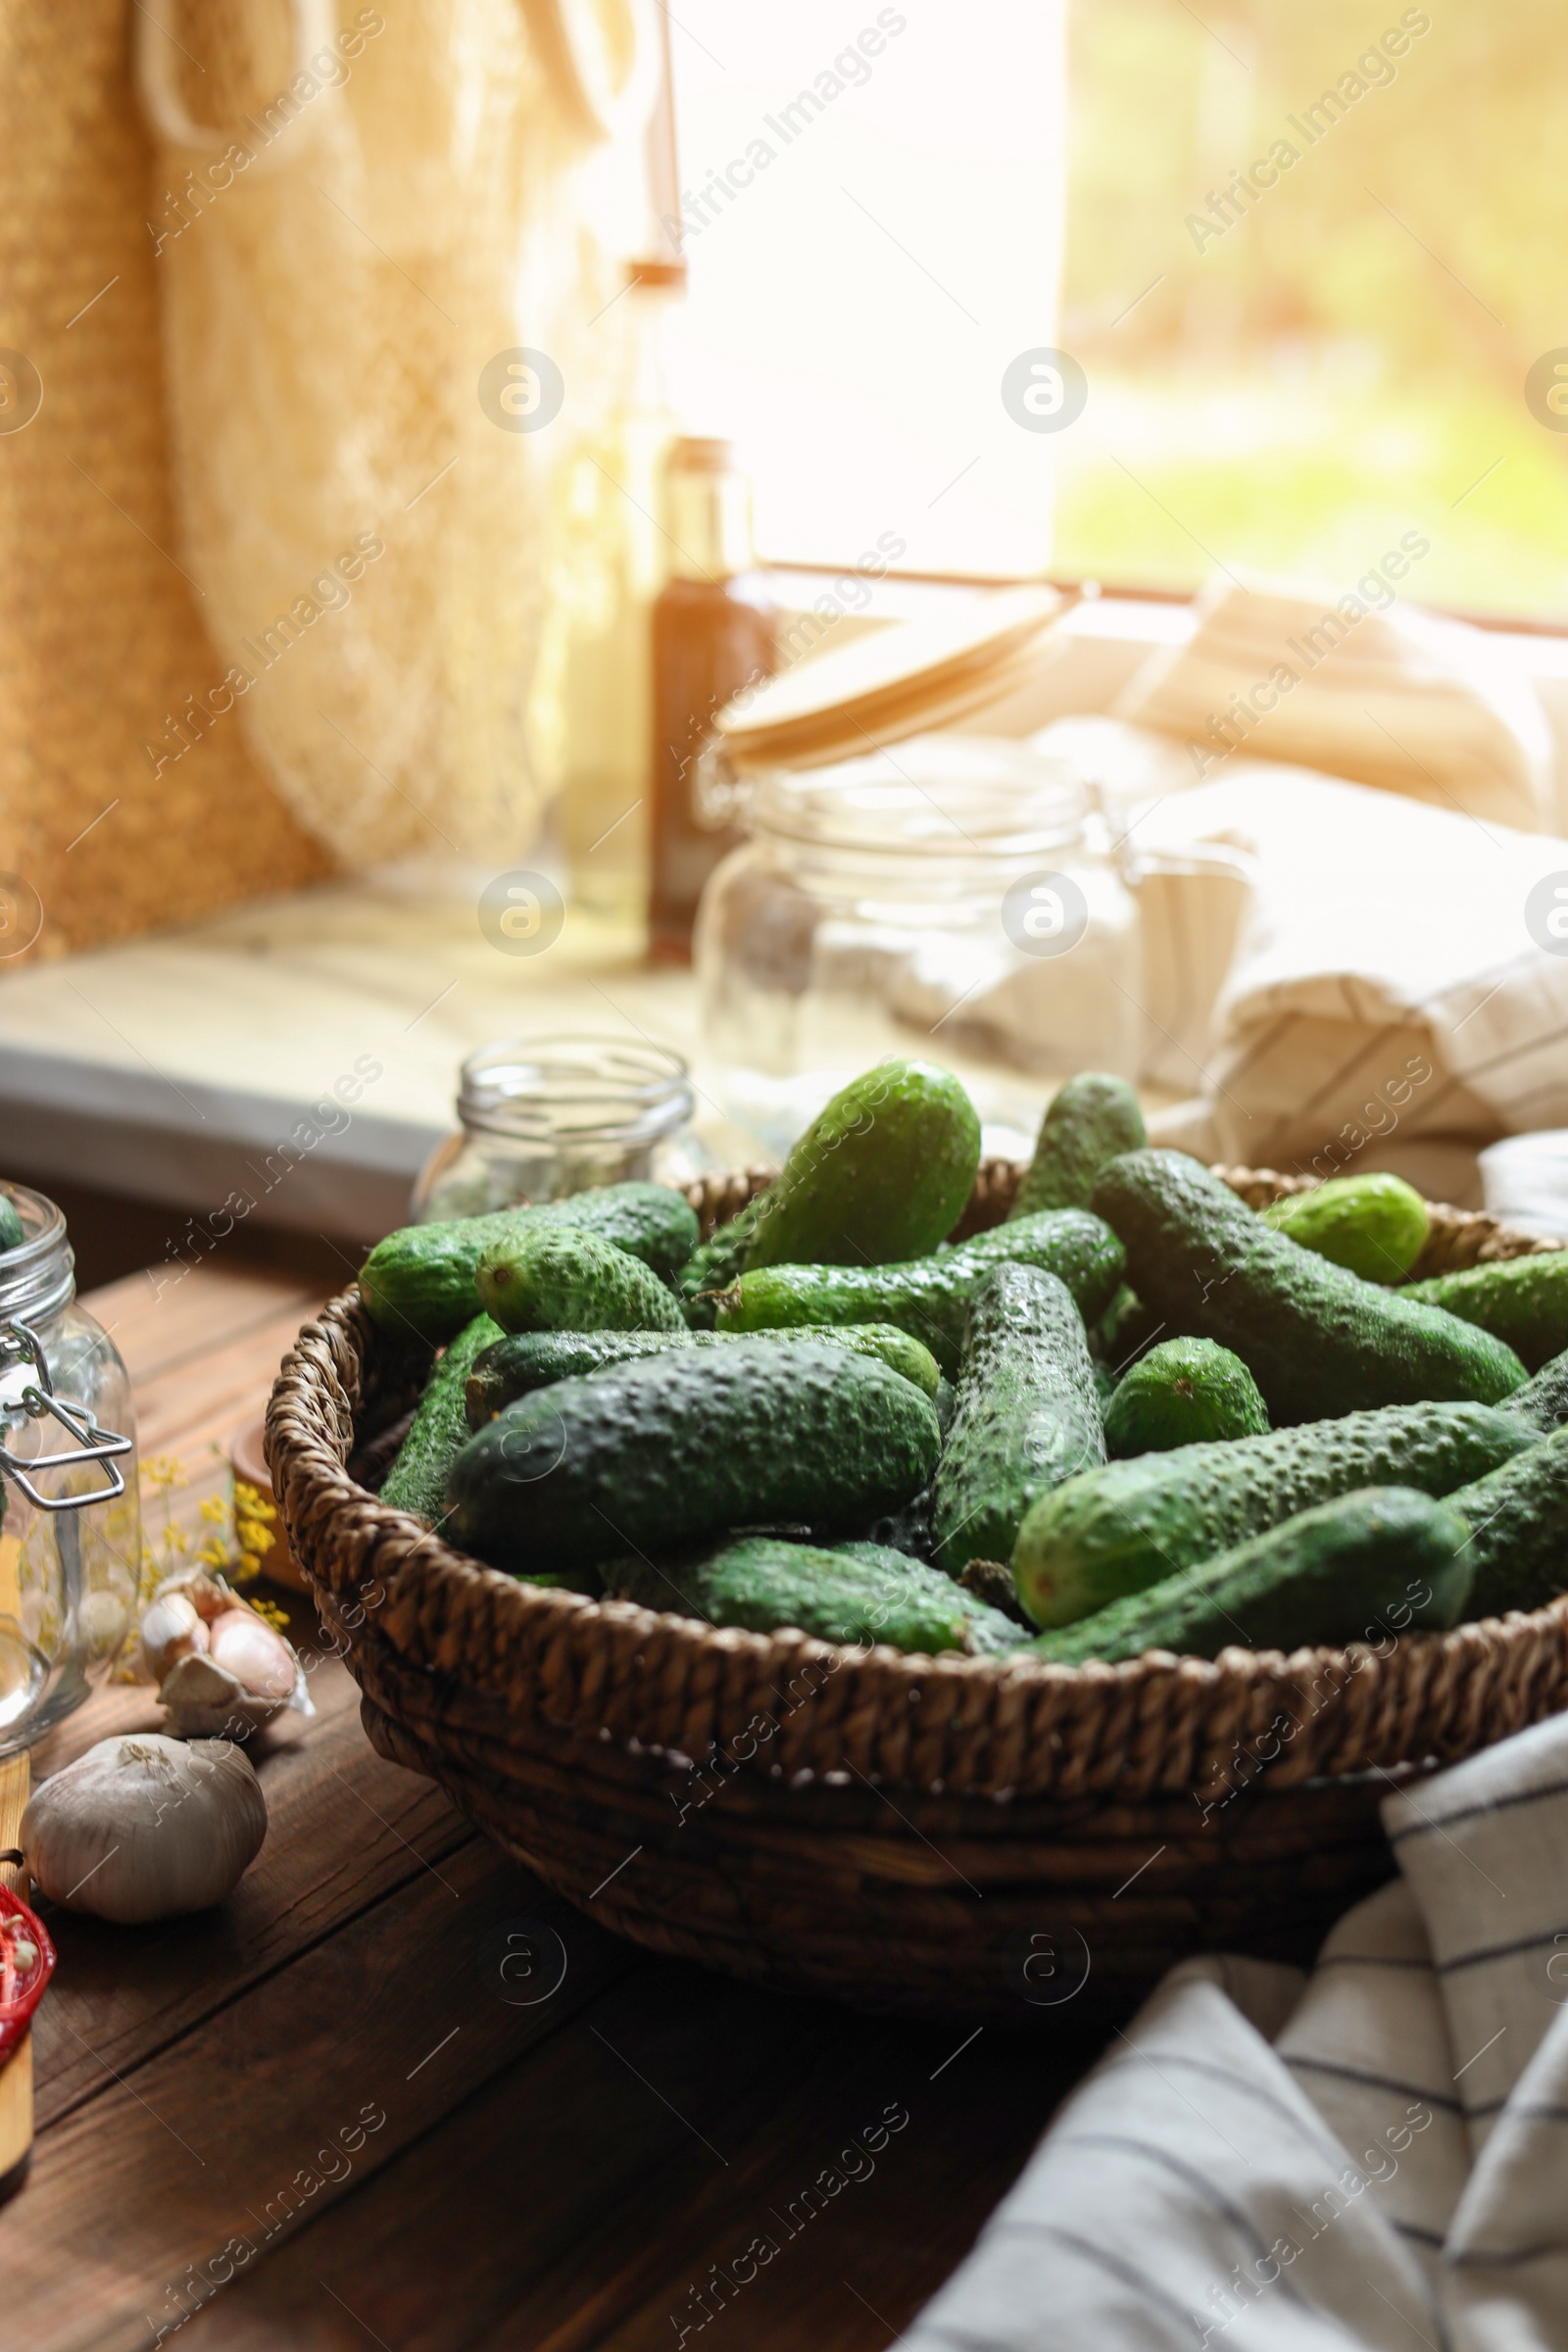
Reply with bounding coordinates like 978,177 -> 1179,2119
902,1712 -> 1568,2350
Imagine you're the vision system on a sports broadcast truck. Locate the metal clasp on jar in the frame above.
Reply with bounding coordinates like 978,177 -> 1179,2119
0,1318 -> 133,1512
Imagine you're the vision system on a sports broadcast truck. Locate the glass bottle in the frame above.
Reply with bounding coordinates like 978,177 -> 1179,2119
412,1035 -> 702,1221
527,260 -> 687,932
648,438 -> 777,964
0,1186 -> 138,1757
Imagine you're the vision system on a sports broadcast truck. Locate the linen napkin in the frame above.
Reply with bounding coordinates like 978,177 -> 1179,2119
901,1713 -> 1568,2351
1114,570 -> 1555,835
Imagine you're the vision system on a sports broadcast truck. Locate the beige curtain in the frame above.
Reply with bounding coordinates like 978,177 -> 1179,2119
138,0 -> 660,869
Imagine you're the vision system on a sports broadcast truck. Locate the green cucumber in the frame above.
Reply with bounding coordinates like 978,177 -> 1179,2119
1009,1072 -> 1146,1220
1262,1173 -> 1429,1285
932,1264 -> 1103,1574
1504,1347 -> 1568,1434
606,1535 -> 1019,1656
1102,1337 -> 1268,1459
1400,1251 -> 1568,1373
1092,1151 -> 1526,1425
1095,1285 -> 1167,1380
360,1182 -> 700,1344
1446,1428 -> 1568,1618
676,1189 -> 771,1326
447,1343 -> 941,1575
745,1060 -> 981,1269
1012,1399 -> 1536,1630
379,1312 -> 504,1527
475,1226 -> 686,1336
0,1193 -> 24,1251
715,1208 -> 1125,1378
464,1320 -> 941,1426
1028,1488 -> 1472,1665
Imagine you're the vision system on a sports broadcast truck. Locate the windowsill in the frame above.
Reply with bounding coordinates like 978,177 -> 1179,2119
6,582 -> 1568,1244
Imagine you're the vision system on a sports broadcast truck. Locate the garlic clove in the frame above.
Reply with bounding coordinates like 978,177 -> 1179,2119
140,1590 -> 209,1684
207,1608 -> 297,1702
158,1651 -> 283,1740
20,1733 -> 268,1922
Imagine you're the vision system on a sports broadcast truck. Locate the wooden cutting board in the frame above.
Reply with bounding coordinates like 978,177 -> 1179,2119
0,1531 -> 31,2199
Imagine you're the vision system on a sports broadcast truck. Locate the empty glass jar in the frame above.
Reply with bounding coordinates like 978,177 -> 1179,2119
412,1036 -> 703,1221
694,734 -> 1144,1158
0,1186 -> 138,1756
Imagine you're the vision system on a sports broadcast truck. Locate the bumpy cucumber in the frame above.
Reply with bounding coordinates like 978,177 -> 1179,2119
932,1265 -> 1103,1574
676,1188 -> 772,1327
745,1060 -> 981,1270
607,1536 -> 1019,1655
464,1320 -> 941,1426
475,1226 -> 686,1336
1504,1347 -> 1568,1434
1012,1399 -> 1536,1629
380,1312 -> 504,1527
447,1343 -> 941,1574
1092,1152 -> 1526,1425
360,1182 -> 700,1344
1010,1072 -> 1146,1220
1446,1428 -> 1568,1618
1400,1252 -> 1568,1373
0,1193 -> 24,1251
1028,1488 -> 1472,1665
1102,1336 -> 1268,1459
716,1208 -> 1125,1378
1262,1173 -> 1429,1285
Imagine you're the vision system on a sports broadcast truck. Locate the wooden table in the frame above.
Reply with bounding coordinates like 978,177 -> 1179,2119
1,1260 -> 1102,2352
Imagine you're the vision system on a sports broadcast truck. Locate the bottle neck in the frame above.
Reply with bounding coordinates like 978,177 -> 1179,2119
667,467 -> 757,582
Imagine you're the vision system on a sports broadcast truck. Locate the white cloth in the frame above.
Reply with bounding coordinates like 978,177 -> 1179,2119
903,1714 -> 1568,2351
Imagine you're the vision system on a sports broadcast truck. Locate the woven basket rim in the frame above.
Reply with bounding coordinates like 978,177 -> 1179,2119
265,1161 -> 1568,1800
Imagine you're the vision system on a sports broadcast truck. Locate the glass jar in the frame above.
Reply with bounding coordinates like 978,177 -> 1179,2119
412,1036 -> 704,1221
694,735 -> 1144,1158
0,1186 -> 138,1757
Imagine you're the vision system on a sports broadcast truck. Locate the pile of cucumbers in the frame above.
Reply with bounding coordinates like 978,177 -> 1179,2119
358,1057 -> 1568,1667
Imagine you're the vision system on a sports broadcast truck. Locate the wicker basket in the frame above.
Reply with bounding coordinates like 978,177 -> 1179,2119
266,1163 -> 1568,2024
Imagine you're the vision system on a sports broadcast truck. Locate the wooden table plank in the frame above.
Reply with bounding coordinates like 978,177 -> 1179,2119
87,1261 -> 325,1390
27,1661 -> 475,2131
4,1841 -> 640,2352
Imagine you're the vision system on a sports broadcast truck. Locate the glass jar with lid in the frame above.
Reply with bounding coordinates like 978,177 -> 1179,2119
412,1035 -> 704,1221
0,1185 -> 138,1757
695,732 -> 1143,1157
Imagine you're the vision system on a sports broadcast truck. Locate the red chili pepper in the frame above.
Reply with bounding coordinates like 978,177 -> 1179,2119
0,1879 -> 54,2065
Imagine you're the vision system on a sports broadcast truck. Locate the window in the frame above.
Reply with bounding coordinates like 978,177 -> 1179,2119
666,1 -> 1568,619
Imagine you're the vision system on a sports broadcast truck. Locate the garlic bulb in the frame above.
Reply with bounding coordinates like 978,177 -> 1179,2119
139,1569 -> 312,1739
20,1734 -> 268,1922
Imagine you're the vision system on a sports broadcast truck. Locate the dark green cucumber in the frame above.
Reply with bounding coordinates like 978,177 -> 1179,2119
1447,1428 -> 1568,1618
464,1321 -> 940,1426
715,1208 -> 1125,1377
447,1343 -> 941,1575
676,1189 -> 772,1326
1400,1252 -> 1568,1373
1012,1399 -> 1536,1629
1092,1151 -> 1526,1425
360,1181 -> 700,1344
1262,1173 -> 1429,1284
606,1535 -> 1019,1655
1028,1488 -> 1472,1665
1504,1347 -> 1568,1433
475,1225 -> 686,1336
932,1264 -> 1103,1574
1009,1072 -> 1146,1220
0,1193 -> 24,1251
1102,1336 -> 1268,1459
745,1060 -> 981,1269
379,1312 -> 504,1527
